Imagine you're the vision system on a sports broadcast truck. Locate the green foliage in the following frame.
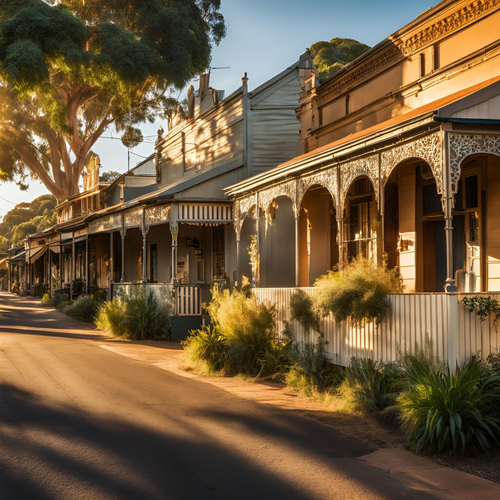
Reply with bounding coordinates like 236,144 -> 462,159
0,194 -> 57,248
0,0 -> 226,201
11,282 -> 19,294
182,325 -> 228,374
64,295 -> 100,322
399,357 -> 500,453
206,284 -> 277,374
463,296 -> 500,330
72,276 -> 85,296
95,287 -> 171,340
341,357 -> 400,413
121,126 -> 143,150
41,292 -> 55,307
310,38 -> 370,81
485,349 -> 500,375
258,340 -> 293,379
314,255 -> 404,326
292,335 -> 329,388
99,171 -> 121,183
91,285 -> 106,302
290,289 -> 321,334
56,300 -> 72,312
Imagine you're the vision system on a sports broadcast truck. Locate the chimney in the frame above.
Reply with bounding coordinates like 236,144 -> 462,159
298,48 -> 318,89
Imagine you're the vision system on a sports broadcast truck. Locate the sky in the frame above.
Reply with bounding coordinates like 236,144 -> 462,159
0,0 -> 438,218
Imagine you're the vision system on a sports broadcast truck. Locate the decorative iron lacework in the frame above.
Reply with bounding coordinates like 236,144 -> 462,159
123,207 -> 143,228
145,205 -> 170,225
449,133 -> 500,193
340,155 -> 379,208
381,132 -> 443,192
235,195 -> 256,232
297,168 -> 337,212
88,213 -> 123,234
258,180 -> 297,215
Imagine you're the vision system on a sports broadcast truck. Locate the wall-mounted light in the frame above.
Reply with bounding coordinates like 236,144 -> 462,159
193,237 -> 200,249
186,236 -> 193,247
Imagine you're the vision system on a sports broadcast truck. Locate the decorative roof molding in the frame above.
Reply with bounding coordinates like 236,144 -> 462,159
317,0 -> 500,105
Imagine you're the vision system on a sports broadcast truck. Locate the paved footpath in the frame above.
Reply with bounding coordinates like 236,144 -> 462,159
1,292 -> 499,500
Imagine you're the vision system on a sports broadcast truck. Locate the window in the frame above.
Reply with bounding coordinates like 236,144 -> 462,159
420,53 -> 426,77
345,95 -> 350,115
433,44 -> 440,70
212,225 -> 225,280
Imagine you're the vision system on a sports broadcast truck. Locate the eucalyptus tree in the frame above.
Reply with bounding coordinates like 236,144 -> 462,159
0,0 -> 225,201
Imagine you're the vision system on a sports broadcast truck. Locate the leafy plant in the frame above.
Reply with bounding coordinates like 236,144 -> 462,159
485,349 -> 500,375
182,325 -> 228,374
314,254 -> 403,326
462,296 -> 500,330
72,277 -> 85,296
95,288 -> 171,340
259,339 -> 293,379
91,285 -> 107,302
341,357 -> 400,413
399,356 -> 500,453
65,295 -> 100,322
11,282 -> 20,294
205,283 -> 277,374
290,289 -> 321,334
41,292 -> 55,307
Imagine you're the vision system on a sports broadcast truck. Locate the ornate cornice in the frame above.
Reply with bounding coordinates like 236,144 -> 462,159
317,0 -> 500,105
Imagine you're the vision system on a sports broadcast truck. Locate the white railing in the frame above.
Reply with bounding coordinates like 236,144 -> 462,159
175,285 -> 202,316
253,288 -> 500,367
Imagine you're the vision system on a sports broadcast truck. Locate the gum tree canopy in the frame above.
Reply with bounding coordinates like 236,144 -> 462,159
0,0 -> 225,202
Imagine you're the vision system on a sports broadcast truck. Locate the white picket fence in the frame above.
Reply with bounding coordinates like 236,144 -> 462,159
253,288 -> 500,367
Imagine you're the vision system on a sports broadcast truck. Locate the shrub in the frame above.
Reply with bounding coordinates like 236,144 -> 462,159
259,339 -> 293,379
314,254 -> 403,326
91,285 -> 107,302
290,289 -> 321,334
182,325 -> 228,374
72,277 -> 85,296
485,349 -> 500,375
95,288 -> 171,340
41,292 -> 55,307
205,284 -> 277,374
65,295 -> 100,322
56,300 -> 73,312
463,296 -> 500,330
11,283 -> 20,294
399,356 -> 500,453
341,357 -> 400,413
292,334 -> 329,387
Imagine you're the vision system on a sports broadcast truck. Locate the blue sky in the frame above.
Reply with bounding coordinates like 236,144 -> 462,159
0,0 -> 437,214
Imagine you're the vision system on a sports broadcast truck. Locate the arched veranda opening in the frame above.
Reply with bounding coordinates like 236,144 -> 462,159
299,185 -> 337,287
342,176 -> 376,264
260,196 -> 296,288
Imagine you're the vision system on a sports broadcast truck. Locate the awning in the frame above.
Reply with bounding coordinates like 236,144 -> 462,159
29,246 -> 47,264
11,250 -> 26,262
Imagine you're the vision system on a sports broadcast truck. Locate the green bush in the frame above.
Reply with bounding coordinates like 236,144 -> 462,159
72,277 -> 85,296
65,295 -> 100,322
290,289 -> 321,334
399,356 -> 500,453
292,334 -> 329,387
91,286 -> 107,302
485,349 -> 500,375
314,254 -> 403,325
205,284 -> 277,374
182,325 -> 228,374
41,292 -> 56,307
95,288 -> 171,340
56,300 -> 73,312
341,357 -> 400,413
11,283 -> 20,294
259,339 -> 293,379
